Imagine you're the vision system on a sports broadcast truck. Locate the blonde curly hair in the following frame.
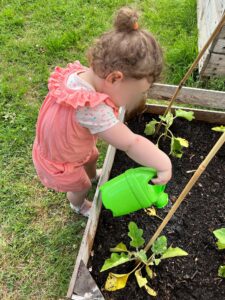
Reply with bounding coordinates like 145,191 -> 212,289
87,7 -> 163,83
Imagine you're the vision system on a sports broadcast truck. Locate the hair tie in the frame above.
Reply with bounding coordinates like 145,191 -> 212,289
133,21 -> 139,30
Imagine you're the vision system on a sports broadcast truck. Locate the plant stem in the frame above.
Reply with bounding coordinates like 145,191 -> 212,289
157,128 -> 173,147
155,214 -> 163,221
156,133 -> 166,147
146,254 -> 155,266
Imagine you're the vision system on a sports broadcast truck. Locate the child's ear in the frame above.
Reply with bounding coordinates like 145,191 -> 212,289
106,71 -> 124,84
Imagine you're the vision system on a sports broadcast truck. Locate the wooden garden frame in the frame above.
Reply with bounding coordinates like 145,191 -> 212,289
66,83 -> 225,299
197,0 -> 225,77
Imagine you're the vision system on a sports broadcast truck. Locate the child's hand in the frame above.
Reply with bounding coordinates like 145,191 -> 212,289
151,169 -> 172,185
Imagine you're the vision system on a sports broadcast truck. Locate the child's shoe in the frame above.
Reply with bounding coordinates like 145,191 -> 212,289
70,199 -> 92,217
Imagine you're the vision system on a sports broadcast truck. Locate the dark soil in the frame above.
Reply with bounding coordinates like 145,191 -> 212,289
90,113 -> 225,300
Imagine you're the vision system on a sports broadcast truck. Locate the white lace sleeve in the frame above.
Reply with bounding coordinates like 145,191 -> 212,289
75,102 -> 119,134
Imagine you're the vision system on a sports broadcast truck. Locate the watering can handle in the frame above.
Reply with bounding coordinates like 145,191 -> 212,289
133,167 -> 158,183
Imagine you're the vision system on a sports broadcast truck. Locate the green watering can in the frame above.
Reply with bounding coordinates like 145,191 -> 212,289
100,167 -> 168,217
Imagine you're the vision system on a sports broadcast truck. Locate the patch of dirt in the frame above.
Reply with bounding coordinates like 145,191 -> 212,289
90,113 -> 225,300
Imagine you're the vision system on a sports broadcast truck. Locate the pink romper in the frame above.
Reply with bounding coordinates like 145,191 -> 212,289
32,61 -> 119,192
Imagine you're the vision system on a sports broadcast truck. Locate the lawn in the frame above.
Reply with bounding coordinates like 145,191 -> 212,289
0,0 -> 224,299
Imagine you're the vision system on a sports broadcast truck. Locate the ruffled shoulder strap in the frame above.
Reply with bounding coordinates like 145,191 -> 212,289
47,60 -> 118,112
48,60 -> 85,100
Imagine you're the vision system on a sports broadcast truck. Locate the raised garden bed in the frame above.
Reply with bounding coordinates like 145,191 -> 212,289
89,113 -> 225,300
67,85 -> 225,300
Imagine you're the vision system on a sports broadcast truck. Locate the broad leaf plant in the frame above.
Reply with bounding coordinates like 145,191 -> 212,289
101,222 -> 188,296
144,109 -> 195,158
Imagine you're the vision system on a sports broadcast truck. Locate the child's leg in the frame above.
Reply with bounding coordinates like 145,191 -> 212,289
67,189 -> 92,217
84,159 -> 97,180
67,188 -> 90,207
84,146 -> 101,182
67,165 -> 92,216
67,147 -> 100,217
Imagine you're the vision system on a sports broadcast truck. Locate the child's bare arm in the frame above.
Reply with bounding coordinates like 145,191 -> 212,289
97,122 -> 172,184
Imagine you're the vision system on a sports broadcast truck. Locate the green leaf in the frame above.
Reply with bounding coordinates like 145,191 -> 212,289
176,137 -> 189,147
159,111 -> 174,127
145,265 -> 155,279
135,269 -> 148,288
213,228 -> 225,249
154,258 -> 161,266
105,272 -> 130,291
216,241 -> 225,250
213,228 -> 225,244
110,242 -> 128,253
212,126 -> 225,133
100,253 -> 131,272
218,265 -> 225,278
144,119 -> 158,136
161,246 -> 188,259
134,249 -> 148,264
170,137 -> 182,158
175,109 -> 195,121
128,222 -> 145,249
151,236 -> 167,255
170,137 -> 189,158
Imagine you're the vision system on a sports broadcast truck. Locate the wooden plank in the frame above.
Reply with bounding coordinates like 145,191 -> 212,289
67,108 -> 125,299
204,66 -> 225,77
205,65 -> 225,71
197,0 -> 208,72
197,0 -> 225,76
197,0 -> 216,74
198,0 -> 224,43
72,261 -> 104,299
148,83 -> 225,110
67,148 -> 115,299
206,53 -> 225,67
213,39 -> 225,54
145,103 -> 225,124
218,25 -> 225,39
203,51 -> 225,75
200,36 -> 225,76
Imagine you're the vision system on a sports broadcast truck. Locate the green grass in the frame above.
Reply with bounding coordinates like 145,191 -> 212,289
0,0 -> 224,298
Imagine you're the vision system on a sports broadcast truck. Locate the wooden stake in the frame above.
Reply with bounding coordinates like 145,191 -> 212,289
155,12 -> 225,135
144,131 -> 225,253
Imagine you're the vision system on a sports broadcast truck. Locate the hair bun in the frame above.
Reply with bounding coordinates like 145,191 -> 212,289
114,7 -> 139,32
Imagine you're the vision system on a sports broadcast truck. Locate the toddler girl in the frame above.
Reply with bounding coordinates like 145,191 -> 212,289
32,7 -> 172,217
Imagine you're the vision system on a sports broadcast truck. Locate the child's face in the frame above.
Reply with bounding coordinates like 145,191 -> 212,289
101,71 -> 151,106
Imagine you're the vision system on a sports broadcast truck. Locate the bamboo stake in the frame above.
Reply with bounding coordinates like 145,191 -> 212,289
144,131 -> 225,253
155,12 -> 225,135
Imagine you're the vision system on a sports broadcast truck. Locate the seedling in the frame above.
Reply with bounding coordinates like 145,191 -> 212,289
144,109 -> 195,158
144,206 -> 163,221
101,221 -> 188,296
213,228 -> 225,278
